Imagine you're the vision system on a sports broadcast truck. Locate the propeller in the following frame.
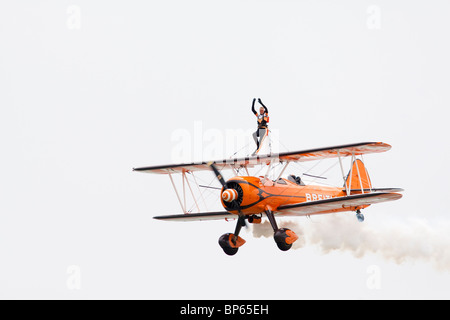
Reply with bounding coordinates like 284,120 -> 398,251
208,162 -> 248,237
208,162 -> 227,188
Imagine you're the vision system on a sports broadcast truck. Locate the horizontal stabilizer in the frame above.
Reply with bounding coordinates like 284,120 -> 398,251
342,188 -> 404,193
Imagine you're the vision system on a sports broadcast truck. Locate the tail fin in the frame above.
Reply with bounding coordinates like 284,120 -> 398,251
345,159 -> 372,192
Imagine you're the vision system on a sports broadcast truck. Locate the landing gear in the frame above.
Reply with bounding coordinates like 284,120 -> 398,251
274,228 -> 298,251
218,209 -> 300,255
218,215 -> 246,256
266,209 -> 298,251
218,233 -> 245,256
356,209 -> 365,222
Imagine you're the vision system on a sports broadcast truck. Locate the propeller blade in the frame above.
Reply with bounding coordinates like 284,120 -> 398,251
208,162 -> 245,226
208,162 -> 227,188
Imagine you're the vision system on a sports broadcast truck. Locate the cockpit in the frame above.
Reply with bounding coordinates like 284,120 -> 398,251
287,174 -> 305,186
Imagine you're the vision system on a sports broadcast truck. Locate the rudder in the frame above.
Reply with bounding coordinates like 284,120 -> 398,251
345,159 -> 372,192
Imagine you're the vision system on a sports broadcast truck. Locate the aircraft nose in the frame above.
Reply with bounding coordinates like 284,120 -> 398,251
222,189 -> 238,202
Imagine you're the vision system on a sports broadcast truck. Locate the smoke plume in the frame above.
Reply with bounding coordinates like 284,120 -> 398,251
252,214 -> 450,271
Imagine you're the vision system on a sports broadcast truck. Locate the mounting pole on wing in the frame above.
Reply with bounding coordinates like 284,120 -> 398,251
208,162 -> 246,256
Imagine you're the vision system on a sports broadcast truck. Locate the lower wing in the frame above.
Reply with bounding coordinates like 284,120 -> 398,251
152,192 -> 402,221
153,211 -> 235,222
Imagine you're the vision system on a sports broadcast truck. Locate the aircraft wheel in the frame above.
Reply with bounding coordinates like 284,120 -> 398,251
218,233 -> 244,256
274,228 -> 298,251
356,210 -> 365,222
222,245 -> 239,256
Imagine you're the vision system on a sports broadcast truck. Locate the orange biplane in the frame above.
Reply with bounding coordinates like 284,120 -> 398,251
134,142 -> 403,255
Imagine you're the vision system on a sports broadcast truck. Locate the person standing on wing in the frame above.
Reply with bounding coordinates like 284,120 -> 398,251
251,98 -> 269,155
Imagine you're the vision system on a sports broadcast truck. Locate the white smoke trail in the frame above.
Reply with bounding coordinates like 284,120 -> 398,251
252,214 -> 450,271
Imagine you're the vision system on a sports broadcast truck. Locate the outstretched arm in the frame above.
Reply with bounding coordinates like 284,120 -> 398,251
258,98 -> 268,113
251,98 -> 257,115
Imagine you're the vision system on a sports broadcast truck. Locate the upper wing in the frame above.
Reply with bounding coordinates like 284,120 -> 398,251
133,141 -> 391,174
153,211 -> 235,222
275,192 -> 402,217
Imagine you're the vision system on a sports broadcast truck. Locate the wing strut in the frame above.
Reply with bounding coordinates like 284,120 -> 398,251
168,172 -> 186,213
276,161 -> 290,181
191,172 -> 209,211
184,171 -> 200,212
353,152 -> 365,194
337,150 -> 349,196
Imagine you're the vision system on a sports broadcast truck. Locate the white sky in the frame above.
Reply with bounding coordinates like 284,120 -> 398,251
1,0 -> 450,299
